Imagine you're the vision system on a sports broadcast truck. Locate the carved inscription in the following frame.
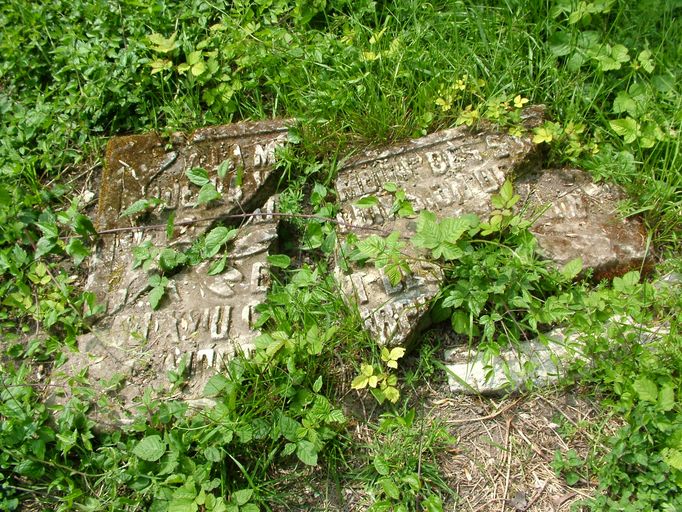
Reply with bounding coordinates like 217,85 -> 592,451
53,120 -> 290,424
334,123 -> 538,347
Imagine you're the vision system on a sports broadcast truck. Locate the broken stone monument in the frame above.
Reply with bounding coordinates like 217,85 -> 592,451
52,120 -> 290,424
333,116 -> 649,351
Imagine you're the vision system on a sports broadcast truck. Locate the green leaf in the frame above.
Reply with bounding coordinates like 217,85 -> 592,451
312,376 -> 323,393
373,456 -> 390,476
207,255 -> 228,276
662,448 -> 682,471
133,435 -> 166,461
633,377 -> 658,403
383,182 -> 398,193
296,440 -> 318,466
197,183 -> 222,205
560,257 -> 582,280
609,117 -> 639,143
148,32 -> 178,53
149,281 -> 168,310
658,384 -> 675,412
612,91 -> 637,116
186,167 -> 210,186
232,489 -> 253,506
267,254 -> 291,268
354,196 -> 379,208
549,31 -> 571,57
204,227 -> 238,258
120,198 -> 161,218
203,374 -> 229,397
379,477 -> 401,499
217,159 -> 231,179
35,236 -> 56,259
66,238 -> 89,265
159,248 -> 186,271
637,50 -> 654,73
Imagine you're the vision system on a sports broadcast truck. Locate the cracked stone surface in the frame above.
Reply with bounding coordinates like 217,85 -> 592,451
51,120 -> 289,424
443,329 -> 586,394
333,112 -> 648,349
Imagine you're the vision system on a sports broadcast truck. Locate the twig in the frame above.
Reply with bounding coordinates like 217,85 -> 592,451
521,479 -> 548,511
64,212 -> 399,239
502,417 -> 513,511
447,396 -> 524,425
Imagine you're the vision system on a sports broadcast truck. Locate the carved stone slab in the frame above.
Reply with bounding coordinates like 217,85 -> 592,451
517,168 -> 649,278
334,117 -> 648,349
334,121 -> 541,347
53,120 -> 290,424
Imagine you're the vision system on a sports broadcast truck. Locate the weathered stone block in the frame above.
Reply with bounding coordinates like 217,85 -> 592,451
443,329 -> 585,394
334,121 -> 541,347
52,120 -> 290,424
334,117 -> 649,349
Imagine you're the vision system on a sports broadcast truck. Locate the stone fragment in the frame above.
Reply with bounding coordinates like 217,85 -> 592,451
443,329 -> 585,395
334,114 -> 649,349
516,168 -> 649,279
52,120 -> 290,424
334,118 -> 542,347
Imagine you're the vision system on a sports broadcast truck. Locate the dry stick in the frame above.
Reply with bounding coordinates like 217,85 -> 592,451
447,396 -> 524,425
521,479 -> 549,512
502,417 -> 513,512
91,212 -> 396,237
536,395 -> 608,452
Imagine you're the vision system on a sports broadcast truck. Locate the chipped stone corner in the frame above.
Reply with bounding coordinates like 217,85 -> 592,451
443,329 -> 587,395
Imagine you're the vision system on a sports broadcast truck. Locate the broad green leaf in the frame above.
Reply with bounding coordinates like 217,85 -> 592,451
383,182 -> 398,193
232,489 -> 253,506
149,287 -> 165,310
148,32 -> 178,53
609,117 -> 639,144
35,236 -> 56,259
383,386 -> 400,403
204,227 -> 238,258
203,374 -> 229,397
267,254 -> 291,268
133,435 -> 166,461
207,255 -> 228,276
658,384 -> 675,412
379,478 -> 401,499
560,257 -> 583,280
637,50 -> 654,73
662,448 -> 682,471
633,377 -> 657,403
197,183 -> 221,205
549,31 -> 571,57
612,91 -> 637,116
354,196 -> 379,208
217,159 -> 231,179
373,457 -> 390,476
312,375 -> 323,393
186,167 -> 210,187
66,238 -> 89,265
296,440 -> 318,466
120,198 -> 161,218
191,61 -> 206,77
532,127 -> 553,144
159,248 -> 186,271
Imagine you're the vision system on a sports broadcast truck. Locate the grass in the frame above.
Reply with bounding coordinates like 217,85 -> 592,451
1,0 -> 681,510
